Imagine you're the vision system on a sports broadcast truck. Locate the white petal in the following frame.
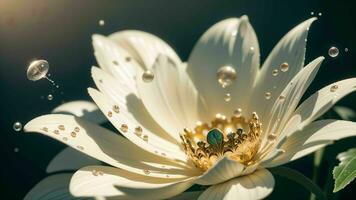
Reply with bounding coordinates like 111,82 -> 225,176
108,30 -> 181,69
283,78 -> 356,137
250,18 -> 317,125
70,166 -> 195,199
260,57 -> 324,149
92,34 -> 139,93
47,147 -> 101,173
24,174 -> 87,200
52,100 -> 107,124
92,66 -> 178,145
262,120 -> 356,167
88,88 -> 192,166
24,114 -> 194,178
170,191 -> 203,200
195,157 -> 245,185
187,16 -> 260,117
197,169 -> 274,200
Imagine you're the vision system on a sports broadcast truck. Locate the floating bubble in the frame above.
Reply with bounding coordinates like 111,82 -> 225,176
99,19 -> 105,26
318,12 -> 322,16
328,46 -> 339,58
47,94 -> 53,101
217,65 -> 237,88
224,93 -> 231,102
345,48 -> 349,52
13,122 -> 22,132
233,108 -> 242,117
14,148 -> 19,153
310,11 -> 314,15
264,92 -> 271,100
272,69 -> 279,77
27,60 -> 49,81
142,70 -> 154,82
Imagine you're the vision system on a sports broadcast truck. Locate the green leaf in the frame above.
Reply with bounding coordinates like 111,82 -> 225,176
270,166 -> 327,200
333,148 -> 356,192
333,106 -> 356,120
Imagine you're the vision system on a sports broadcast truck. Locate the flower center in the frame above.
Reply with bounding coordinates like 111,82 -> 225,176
180,112 -> 262,171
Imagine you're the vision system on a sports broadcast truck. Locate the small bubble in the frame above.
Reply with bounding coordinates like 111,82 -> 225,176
264,92 -> 271,100
143,135 -> 148,141
120,124 -> 128,133
330,85 -> 338,92
58,125 -> 65,131
62,137 -> 68,141
142,70 -> 154,83
74,127 -> 80,132
224,93 -> 231,102
125,57 -> 132,62
318,12 -> 322,16
267,133 -> 277,142
272,69 -> 279,77
27,60 -> 49,81
14,148 -> 20,153
112,105 -> 120,113
92,170 -> 99,176
47,94 -> 53,101
77,145 -> 84,150
112,60 -> 119,66
143,169 -> 150,175
217,65 -> 237,88
279,95 -> 286,100
280,62 -> 289,72
107,111 -> 113,117
310,11 -> 314,15
71,131 -> 76,138
345,48 -> 349,52
328,46 -> 339,57
13,122 -> 22,132
98,20 -> 105,26
134,126 -> 143,136
53,130 -> 60,135
233,108 -> 242,118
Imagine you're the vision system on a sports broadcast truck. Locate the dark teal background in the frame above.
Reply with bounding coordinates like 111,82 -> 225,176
0,0 -> 355,199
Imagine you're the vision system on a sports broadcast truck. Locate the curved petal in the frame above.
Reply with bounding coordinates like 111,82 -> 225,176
24,114 -> 195,178
70,166 -> 195,199
88,88 -> 191,165
262,120 -> 356,167
52,100 -> 107,124
92,34 -> 140,93
283,78 -> 356,137
197,169 -> 274,200
187,16 -> 260,117
195,157 -> 245,185
108,30 -> 181,69
250,18 -> 317,124
24,173 -> 92,200
46,147 -> 101,173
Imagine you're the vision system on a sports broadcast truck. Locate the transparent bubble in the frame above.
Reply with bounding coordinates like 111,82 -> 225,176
142,70 -> 154,82
272,69 -> 279,77
224,93 -> 231,102
345,48 -> 349,52
328,46 -> 339,58
47,94 -> 53,101
27,60 -> 49,81
14,148 -> 19,152
265,92 -> 272,100
99,20 -> 105,26
310,11 -> 314,15
280,62 -> 289,72
13,122 -> 22,132
217,66 -> 237,88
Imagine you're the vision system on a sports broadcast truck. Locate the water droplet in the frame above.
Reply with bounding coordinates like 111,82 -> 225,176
217,65 -> 237,88
120,124 -> 128,133
58,125 -> 65,131
98,20 -> 105,26
280,62 -> 289,72
13,122 -> 22,132
92,170 -> 99,176
272,69 -> 279,77
14,148 -> 19,152
267,133 -> 277,142
74,127 -> 80,132
224,93 -> 231,102
47,94 -> 53,101
77,145 -> 84,150
134,126 -> 143,136
330,85 -> 338,92
112,105 -> 120,113
27,60 -> 49,81
142,70 -> 154,82
328,46 -> 339,57
345,48 -> 349,52
264,92 -> 271,100
143,169 -> 150,175
233,108 -> 242,118
71,131 -> 76,137
107,111 -> 113,117
125,56 -> 132,62
279,95 -> 286,100
143,135 -> 148,141
318,12 -> 322,16
113,60 -> 119,65
310,11 -> 314,15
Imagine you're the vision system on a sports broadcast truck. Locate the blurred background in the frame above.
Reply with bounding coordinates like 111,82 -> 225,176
0,0 -> 355,199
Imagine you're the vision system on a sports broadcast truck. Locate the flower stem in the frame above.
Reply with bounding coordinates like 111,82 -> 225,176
310,148 -> 325,200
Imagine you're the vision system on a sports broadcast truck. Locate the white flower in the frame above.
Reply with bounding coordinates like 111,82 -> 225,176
25,16 -> 356,200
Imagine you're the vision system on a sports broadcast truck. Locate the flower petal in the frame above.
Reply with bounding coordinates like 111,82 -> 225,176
262,120 -> 356,167
24,114 -> 194,178
88,88 -> 191,165
70,166 -> 195,199
92,34 -> 139,93
195,157 -> 245,185
197,169 -> 274,200
46,147 -> 101,173
250,18 -> 317,125
108,30 -> 181,69
24,174 -> 87,200
52,100 -> 107,124
187,16 -> 260,117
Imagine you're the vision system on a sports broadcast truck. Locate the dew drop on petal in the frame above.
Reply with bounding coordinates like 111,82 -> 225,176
267,133 -> 277,142
120,124 -> 128,133
142,70 -> 154,82
272,69 -> 279,77
98,20 -> 105,26
279,95 -> 286,100
112,105 -> 120,113
330,84 -> 338,92
47,94 -> 53,101
217,66 -> 237,88
143,169 -> 150,175
27,60 -> 49,81
134,126 -> 143,136
264,92 -> 271,100
328,46 -> 339,57
280,62 -> 289,72
13,122 -> 22,132
224,93 -> 231,102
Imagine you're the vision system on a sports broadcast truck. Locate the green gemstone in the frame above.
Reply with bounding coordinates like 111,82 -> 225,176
207,129 -> 224,146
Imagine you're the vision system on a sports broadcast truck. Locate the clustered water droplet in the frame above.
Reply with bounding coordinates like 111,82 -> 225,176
224,93 -> 231,102
142,70 -> 154,82
13,122 -> 22,132
216,65 -> 237,88
272,69 -> 279,77
328,46 -> 339,58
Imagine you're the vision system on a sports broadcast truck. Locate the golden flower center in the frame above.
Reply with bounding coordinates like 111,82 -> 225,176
180,112 -> 262,171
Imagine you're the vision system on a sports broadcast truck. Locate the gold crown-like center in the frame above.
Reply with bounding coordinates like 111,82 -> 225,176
180,112 -> 262,171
